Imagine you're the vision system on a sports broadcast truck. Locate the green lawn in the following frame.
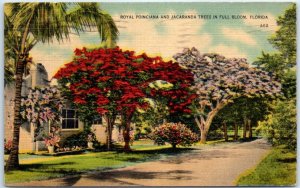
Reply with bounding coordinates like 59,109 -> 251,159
237,147 -> 296,186
5,140 -> 192,184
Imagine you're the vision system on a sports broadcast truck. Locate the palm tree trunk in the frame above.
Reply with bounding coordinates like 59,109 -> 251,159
5,60 -> 25,171
6,10 -> 33,171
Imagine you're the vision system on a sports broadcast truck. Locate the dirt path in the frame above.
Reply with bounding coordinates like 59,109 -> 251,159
9,139 -> 271,186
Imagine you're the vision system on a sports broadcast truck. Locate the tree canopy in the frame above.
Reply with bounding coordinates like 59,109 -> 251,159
254,4 -> 296,99
54,46 -> 197,150
173,47 -> 281,143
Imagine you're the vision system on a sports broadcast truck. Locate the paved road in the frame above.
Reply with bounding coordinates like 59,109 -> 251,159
9,139 -> 271,186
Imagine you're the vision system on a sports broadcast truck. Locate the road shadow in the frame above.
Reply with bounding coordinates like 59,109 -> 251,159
62,169 -> 194,186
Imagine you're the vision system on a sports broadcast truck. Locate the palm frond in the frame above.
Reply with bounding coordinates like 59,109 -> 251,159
66,2 -> 118,46
12,3 -> 70,43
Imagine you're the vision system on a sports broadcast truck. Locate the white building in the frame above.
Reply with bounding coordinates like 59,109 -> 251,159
4,63 -> 122,153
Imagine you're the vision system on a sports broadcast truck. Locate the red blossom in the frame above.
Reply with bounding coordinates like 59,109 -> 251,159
54,46 -> 197,118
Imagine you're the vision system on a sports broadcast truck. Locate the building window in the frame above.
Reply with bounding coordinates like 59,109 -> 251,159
92,115 -> 103,125
61,109 -> 78,129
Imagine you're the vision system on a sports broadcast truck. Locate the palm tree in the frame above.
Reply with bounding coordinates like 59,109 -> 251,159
5,2 -> 118,171
4,13 -> 35,86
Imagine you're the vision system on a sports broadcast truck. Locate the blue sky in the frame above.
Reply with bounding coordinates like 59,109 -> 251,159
30,2 -> 293,78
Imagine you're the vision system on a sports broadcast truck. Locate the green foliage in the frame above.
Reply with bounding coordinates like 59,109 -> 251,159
62,129 -> 98,148
254,4 -> 296,99
152,122 -> 199,148
256,99 -> 296,150
167,114 -> 200,134
207,128 -> 224,140
212,97 -> 270,130
252,5 -> 296,152
269,4 -> 296,66
237,147 -> 296,186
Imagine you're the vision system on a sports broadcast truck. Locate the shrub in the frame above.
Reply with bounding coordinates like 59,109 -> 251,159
4,139 -> 12,154
43,125 -> 61,147
152,122 -> 199,149
208,128 -> 224,140
256,99 -> 296,150
63,129 -> 98,149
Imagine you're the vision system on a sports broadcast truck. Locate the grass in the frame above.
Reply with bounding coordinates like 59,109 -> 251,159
237,146 -> 296,186
5,140 -> 193,184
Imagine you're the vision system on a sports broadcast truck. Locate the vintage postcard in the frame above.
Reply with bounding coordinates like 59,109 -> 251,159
3,1 -> 296,186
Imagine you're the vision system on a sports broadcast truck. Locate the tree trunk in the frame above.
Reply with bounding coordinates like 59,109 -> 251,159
172,143 -> 176,149
123,121 -> 131,152
234,123 -> 238,141
248,120 -> 253,139
243,119 -> 247,139
121,113 -> 133,152
200,129 -> 208,144
105,115 -> 116,151
223,122 -> 228,141
6,11 -> 33,171
106,120 -> 112,151
5,60 -> 25,171
195,102 -> 227,144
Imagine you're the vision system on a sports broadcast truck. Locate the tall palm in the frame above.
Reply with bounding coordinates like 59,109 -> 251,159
4,13 -> 35,86
5,2 -> 118,171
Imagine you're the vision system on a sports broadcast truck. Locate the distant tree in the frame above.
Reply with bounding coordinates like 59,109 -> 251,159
254,4 -> 296,150
256,99 -> 296,150
212,97 -> 270,141
174,48 -> 281,143
254,4 -> 296,98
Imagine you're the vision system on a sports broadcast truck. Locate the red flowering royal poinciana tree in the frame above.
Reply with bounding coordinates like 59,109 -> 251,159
54,47 -> 196,151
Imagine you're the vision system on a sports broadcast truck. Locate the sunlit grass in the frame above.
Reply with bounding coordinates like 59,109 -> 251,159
237,147 -> 296,186
5,140 -> 190,184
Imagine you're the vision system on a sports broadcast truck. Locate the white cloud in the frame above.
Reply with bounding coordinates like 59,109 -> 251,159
31,32 -> 101,78
114,10 -> 212,59
222,27 -> 257,46
32,10 -> 266,78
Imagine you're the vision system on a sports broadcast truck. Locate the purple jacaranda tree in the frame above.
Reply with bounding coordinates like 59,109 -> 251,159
173,47 -> 282,143
21,87 -> 63,143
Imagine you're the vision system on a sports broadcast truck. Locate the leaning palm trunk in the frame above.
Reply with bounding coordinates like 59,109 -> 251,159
5,59 -> 25,171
